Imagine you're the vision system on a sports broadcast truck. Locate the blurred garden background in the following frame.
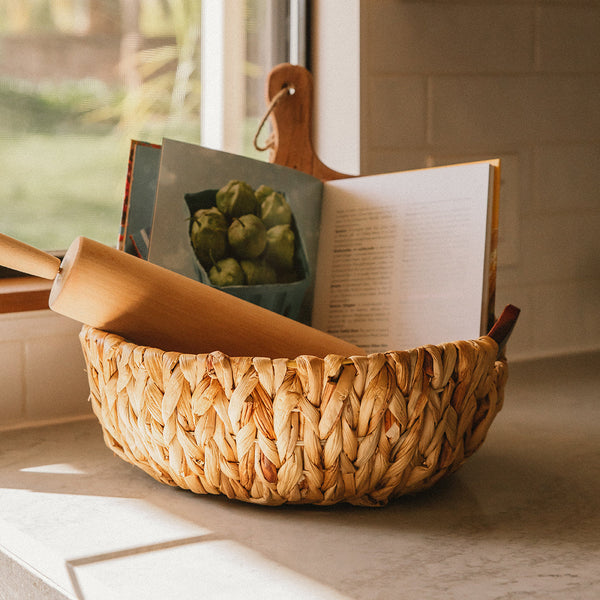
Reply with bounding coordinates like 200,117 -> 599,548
0,0 -> 285,250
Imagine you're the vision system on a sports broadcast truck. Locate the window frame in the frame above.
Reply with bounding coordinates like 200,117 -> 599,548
1,1 -> 308,314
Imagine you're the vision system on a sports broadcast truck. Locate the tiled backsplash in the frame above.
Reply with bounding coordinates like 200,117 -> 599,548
0,310 -> 92,429
322,0 -> 600,360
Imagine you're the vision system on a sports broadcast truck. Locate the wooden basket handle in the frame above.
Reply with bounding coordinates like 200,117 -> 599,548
487,304 -> 521,356
262,63 -> 349,181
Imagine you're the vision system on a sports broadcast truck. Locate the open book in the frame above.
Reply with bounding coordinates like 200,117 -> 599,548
121,138 -> 500,353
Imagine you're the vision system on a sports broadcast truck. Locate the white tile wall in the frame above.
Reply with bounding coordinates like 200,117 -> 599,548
0,311 -> 92,429
532,144 -> 600,213
530,279 -> 600,356
354,0 -> 600,360
366,3 -> 535,74
367,76 -> 428,147
434,75 -> 600,146
362,149 -> 429,178
520,212 -> 600,284
537,5 -> 600,72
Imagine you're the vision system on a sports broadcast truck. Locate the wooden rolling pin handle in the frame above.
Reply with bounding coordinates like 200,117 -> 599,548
0,233 -> 62,280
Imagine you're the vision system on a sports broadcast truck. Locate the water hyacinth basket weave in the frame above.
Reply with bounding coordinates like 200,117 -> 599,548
80,325 -> 508,507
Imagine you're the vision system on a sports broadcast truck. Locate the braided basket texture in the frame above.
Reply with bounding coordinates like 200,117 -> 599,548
80,325 -> 508,507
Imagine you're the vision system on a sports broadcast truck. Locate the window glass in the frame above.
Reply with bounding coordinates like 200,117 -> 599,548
0,0 -> 291,251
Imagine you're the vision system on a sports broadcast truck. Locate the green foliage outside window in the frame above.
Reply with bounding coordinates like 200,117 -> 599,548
0,0 -> 205,249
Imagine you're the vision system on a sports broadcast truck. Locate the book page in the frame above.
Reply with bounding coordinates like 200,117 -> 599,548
312,163 -> 495,352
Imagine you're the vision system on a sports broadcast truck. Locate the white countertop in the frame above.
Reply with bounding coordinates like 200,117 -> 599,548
1,352 -> 599,600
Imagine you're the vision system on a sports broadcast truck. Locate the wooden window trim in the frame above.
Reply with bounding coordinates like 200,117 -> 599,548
0,251 -> 63,314
0,277 -> 52,314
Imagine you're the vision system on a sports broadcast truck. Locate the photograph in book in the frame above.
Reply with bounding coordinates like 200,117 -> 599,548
147,138 -> 324,324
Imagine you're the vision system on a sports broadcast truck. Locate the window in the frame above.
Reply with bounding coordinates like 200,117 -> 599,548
0,0 -> 303,254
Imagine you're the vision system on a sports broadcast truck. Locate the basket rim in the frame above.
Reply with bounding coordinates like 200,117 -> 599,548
79,323 -> 502,366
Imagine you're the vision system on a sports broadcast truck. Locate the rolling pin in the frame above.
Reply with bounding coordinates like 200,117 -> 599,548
0,233 -> 364,359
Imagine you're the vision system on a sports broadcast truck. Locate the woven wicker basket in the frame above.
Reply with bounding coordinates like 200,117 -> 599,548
80,325 -> 508,507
